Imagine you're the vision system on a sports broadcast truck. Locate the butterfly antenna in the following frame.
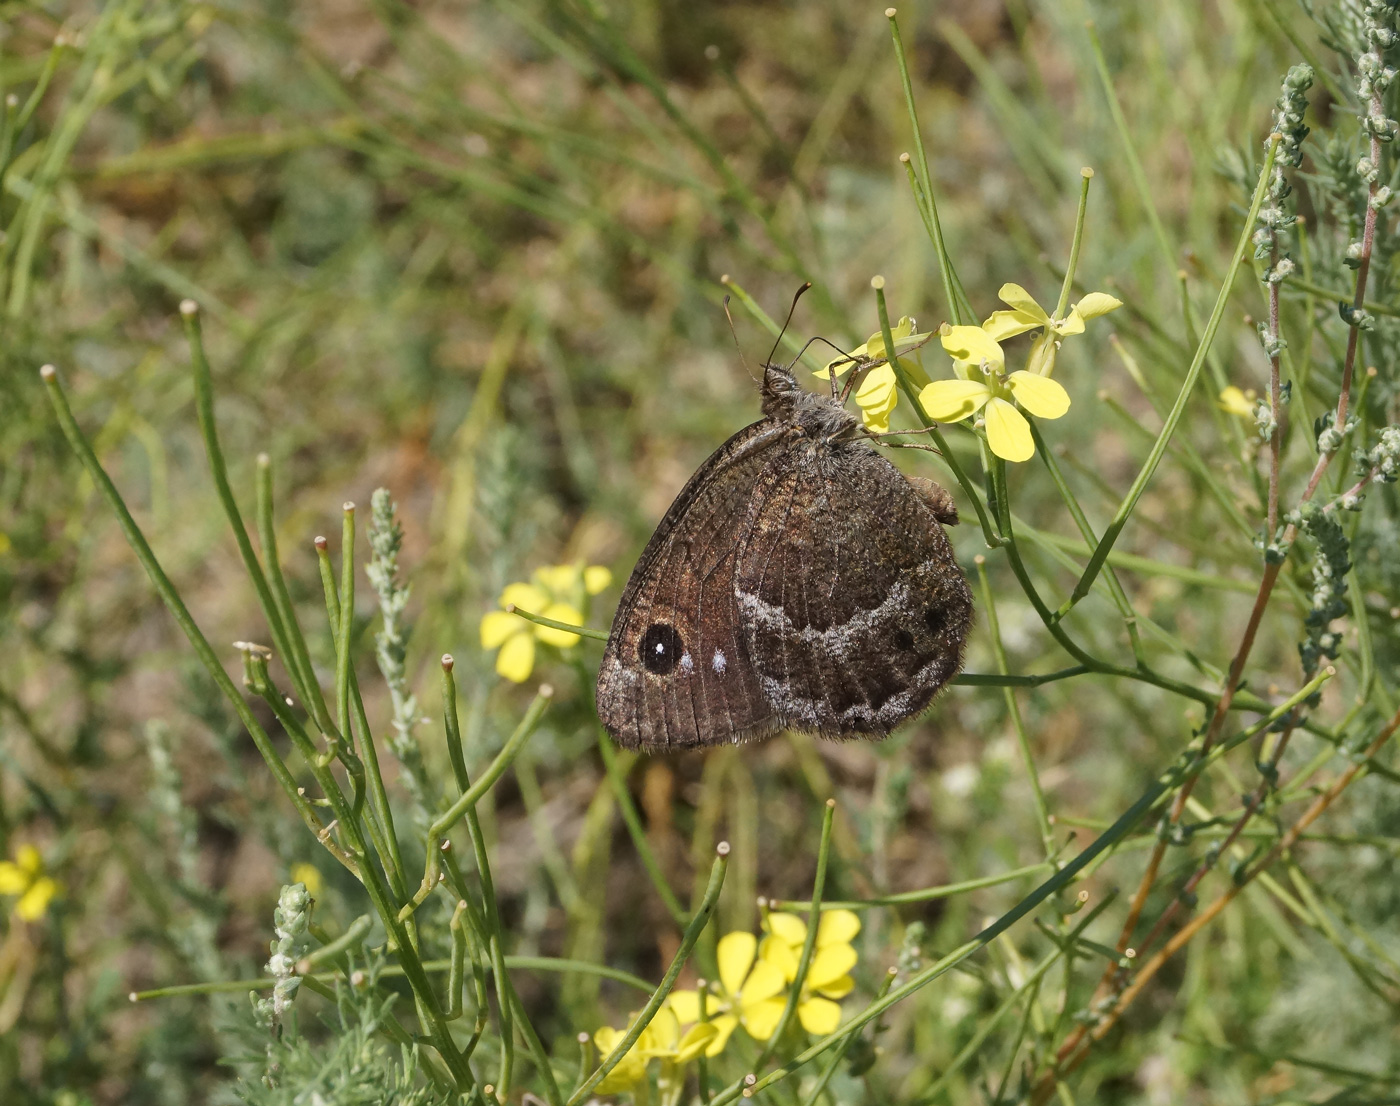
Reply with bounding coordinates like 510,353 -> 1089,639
723,295 -> 759,384
766,281 -> 813,368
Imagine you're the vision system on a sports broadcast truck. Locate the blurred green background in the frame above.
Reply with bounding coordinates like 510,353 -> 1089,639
4,0 -> 1400,1102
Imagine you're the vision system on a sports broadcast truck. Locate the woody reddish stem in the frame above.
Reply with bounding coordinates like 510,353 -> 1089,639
1055,89 -> 1387,1091
1033,703 -> 1400,1105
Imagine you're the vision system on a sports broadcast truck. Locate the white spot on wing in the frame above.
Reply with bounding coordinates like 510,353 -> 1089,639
712,649 -> 727,674
679,652 -> 694,674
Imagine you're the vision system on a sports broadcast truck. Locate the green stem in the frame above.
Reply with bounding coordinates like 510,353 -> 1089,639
976,559 -> 1054,859
597,728 -> 690,929
1054,168 -> 1094,319
872,278 -> 1000,546
886,9 -> 971,324
755,799 -> 836,1068
567,845 -> 730,1105
1064,135 -> 1279,613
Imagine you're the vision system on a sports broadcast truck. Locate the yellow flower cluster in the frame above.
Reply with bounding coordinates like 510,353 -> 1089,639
0,843 -> 60,922
592,909 -> 860,1097
822,284 -> 1122,463
479,562 -> 612,683
920,284 -> 1121,462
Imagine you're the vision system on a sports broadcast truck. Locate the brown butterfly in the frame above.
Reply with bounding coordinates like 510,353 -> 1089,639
596,298 -> 972,751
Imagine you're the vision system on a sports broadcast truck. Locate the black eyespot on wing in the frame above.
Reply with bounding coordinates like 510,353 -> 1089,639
639,623 -> 685,675
925,606 -> 946,637
894,628 -> 915,651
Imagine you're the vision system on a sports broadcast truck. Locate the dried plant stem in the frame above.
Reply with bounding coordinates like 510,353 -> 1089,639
1034,702 -> 1400,1104
1058,88 -> 1387,1094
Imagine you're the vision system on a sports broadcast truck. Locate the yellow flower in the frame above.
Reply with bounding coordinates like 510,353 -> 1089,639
920,324 -> 1071,463
982,283 -> 1122,378
1219,385 -> 1258,418
758,909 -> 861,1035
667,930 -> 788,1054
480,562 -> 612,683
593,1006 -> 716,1094
0,843 -> 60,922
290,862 -> 323,898
816,316 -> 932,433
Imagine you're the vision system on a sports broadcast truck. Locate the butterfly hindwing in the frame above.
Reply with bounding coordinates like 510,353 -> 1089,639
733,440 -> 972,736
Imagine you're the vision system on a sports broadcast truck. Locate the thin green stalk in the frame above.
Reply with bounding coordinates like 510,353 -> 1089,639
873,278 -> 1000,545
769,863 -> 1052,912
916,895 -> 1116,1104
954,668 -> 1090,689
508,605 -> 608,641
976,558 -> 1054,858
886,9 -> 971,323
255,453 -> 333,734
428,689 -> 553,851
41,366 -> 350,871
707,668 -> 1331,1104
799,967 -> 898,1106
181,302 -> 304,703
1063,135 -> 1279,613
568,844 -> 731,1105
1084,21 -> 1175,276
441,656 -> 472,793
1054,168 -> 1095,318
596,730 -> 689,928
43,367 -> 474,1088
755,800 -> 836,1068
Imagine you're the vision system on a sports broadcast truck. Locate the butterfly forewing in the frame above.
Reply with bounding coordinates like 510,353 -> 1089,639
596,422 -> 785,749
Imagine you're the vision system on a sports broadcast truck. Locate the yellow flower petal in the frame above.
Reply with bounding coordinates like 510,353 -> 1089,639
16,877 -> 57,921
807,944 -> 858,990
536,602 -> 583,648
1025,332 -> 1059,377
479,610 -> 521,649
740,958 -> 787,1005
743,996 -> 788,1040
758,934 -> 799,982
17,845 -> 42,876
1075,291 -> 1123,319
593,1026 -> 624,1053
982,309 -> 1043,342
500,582 -> 548,613
1219,385 -> 1256,417
675,1022 -> 718,1063
0,862 -> 28,895
533,564 -> 580,595
703,1013 -> 740,1057
495,632 -> 535,682
717,931 -> 757,997
1052,308 -> 1085,336
816,974 -> 855,1000
1007,371 -> 1071,420
816,909 -> 861,946
918,379 -> 992,423
641,1007 -> 680,1054
797,996 -> 844,1035
669,989 -> 705,1024
853,364 -> 896,409
940,325 -> 1004,371
984,398 -> 1035,463
765,911 -> 807,947
583,565 -> 612,595
997,283 -> 1051,323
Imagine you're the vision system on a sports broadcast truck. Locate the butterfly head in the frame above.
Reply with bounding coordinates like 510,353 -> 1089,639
761,362 -> 859,439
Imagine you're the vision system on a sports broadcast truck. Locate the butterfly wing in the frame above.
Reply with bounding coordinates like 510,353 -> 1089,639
734,440 -> 972,736
596,418 -> 793,750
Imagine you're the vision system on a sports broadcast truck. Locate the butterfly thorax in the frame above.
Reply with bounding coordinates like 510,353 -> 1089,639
760,364 -> 860,441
